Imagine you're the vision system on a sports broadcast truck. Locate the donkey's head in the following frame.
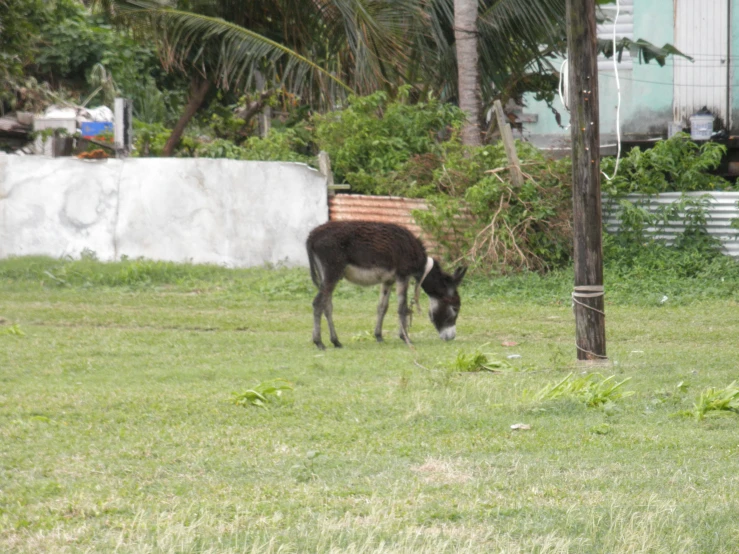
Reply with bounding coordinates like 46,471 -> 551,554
427,265 -> 467,341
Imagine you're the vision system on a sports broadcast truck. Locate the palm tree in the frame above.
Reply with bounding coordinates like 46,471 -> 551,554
98,0 -> 426,153
98,0 -> 676,153
454,0 -> 481,146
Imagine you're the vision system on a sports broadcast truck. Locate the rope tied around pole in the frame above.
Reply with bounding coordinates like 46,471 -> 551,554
572,285 -> 605,316
575,343 -> 608,359
572,285 -> 607,359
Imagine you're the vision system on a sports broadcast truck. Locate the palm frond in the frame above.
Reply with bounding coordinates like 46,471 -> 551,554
97,0 -> 354,102
476,0 -> 567,98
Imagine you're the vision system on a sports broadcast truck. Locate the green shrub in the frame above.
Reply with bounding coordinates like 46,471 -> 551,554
601,133 -> 735,280
132,121 -> 200,157
240,128 -> 313,163
415,141 -> 573,272
600,133 -> 731,195
314,87 -> 465,193
190,128 -> 313,164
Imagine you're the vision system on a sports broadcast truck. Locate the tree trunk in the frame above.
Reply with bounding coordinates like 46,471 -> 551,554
566,0 -> 606,360
162,77 -> 211,157
254,70 -> 271,138
235,89 -> 274,134
454,0 -> 482,147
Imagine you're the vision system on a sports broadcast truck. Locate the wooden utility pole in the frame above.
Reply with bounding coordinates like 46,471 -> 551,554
566,0 -> 606,360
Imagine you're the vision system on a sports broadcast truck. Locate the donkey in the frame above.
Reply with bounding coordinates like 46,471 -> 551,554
306,220 -> 467,350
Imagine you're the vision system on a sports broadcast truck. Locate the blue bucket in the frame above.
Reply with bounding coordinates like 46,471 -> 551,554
80,121 -> 113,138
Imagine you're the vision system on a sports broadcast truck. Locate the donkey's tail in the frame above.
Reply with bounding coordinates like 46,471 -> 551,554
307,248 -> 321,289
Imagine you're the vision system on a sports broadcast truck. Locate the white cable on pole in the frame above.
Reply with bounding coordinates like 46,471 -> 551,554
601,0 -> 622,181
558,58 -> 570,114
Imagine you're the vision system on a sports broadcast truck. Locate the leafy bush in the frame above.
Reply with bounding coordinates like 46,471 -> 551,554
192,128 -> 313,164
33,1 -> 171,108
1,0 -> 61,111
240,128 -> 313,163
314,87 -> 465,194
415,141 -> 573,272
132,121 -> 198,157
600,133 -> 731,195
601,133 -> 735,279
0,0 -> 184,122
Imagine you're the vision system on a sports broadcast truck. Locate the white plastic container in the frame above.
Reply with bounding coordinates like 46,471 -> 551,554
689,114 -> 714,141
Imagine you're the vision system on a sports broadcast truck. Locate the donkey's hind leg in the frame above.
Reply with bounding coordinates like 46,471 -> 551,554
312,266 -> 343,350
396,277 -> 412,344
312,289 -> 328,350
313,285 -> 342,349
324,293 -> 342,348
374,282 -> 392,342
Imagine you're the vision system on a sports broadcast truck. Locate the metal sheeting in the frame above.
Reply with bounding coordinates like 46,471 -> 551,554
673,0 -> 729,125
329,194 -> 427,231
328,194 -> 473,258
603,192 -> 739,258
328,194 -> 436,248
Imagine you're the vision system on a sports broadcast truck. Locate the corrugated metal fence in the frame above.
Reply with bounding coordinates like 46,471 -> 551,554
603,192 -> 739,258
329,194 -> 427,231
329,192 -> 739,260
328,193 -> 437,246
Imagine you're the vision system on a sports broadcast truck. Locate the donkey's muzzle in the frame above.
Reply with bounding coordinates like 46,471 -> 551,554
439,326 -> 456,341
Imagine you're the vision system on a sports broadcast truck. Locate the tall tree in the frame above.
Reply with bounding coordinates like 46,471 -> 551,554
95,0 -> 679,155
98,0 -> 424,152
454,0 -> 481,146
162,75 -> 210,156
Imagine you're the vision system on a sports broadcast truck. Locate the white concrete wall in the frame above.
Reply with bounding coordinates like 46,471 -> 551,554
0,155 -> 328,267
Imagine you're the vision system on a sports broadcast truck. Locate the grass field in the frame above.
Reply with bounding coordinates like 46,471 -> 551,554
1,257 -> 739,553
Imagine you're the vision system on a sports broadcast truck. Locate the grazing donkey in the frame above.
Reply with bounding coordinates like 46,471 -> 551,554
306,221 -> 467,350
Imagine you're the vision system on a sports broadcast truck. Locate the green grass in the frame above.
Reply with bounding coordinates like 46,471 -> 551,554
2,257 -> 739,553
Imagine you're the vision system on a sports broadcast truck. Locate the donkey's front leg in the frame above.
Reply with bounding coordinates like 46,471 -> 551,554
374,282 -> 392,342
396,278 -> 412,344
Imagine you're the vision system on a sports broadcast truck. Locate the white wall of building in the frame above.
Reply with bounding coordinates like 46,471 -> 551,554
0,155 -> 328,267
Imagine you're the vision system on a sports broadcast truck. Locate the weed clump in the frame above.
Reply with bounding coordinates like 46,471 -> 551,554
692,382 -> 739,420
451,349 -> 514,373
523,372 -> 634,408
231,379 -> 293,408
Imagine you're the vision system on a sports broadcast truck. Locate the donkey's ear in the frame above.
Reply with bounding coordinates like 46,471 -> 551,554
453,266 -> 467,284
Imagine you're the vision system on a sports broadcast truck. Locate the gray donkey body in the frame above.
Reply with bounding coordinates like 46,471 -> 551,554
306,221 -> 466,350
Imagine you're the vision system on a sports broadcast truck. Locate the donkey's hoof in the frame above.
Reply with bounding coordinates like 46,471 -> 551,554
314,341 -> 326,351
332,340 -> 343,348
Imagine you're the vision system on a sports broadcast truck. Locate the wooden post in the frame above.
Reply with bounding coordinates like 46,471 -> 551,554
114,97 -> 133,156
318,151 -> 335,196
566,0 -> 606,361
255,70 -> 271,138
492,99 -> 523,187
